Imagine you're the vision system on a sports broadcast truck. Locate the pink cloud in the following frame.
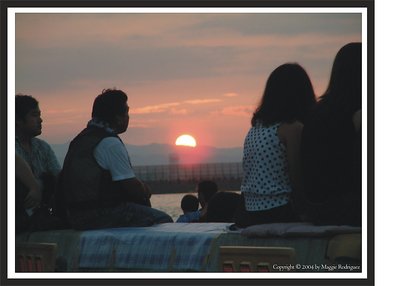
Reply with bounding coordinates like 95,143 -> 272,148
170,108 -> 188,115
218,105 -> 255,117
131,102 -> 181,114
223,92 -> 239,97
184,99 -> 221,104
131,98 -> 222,115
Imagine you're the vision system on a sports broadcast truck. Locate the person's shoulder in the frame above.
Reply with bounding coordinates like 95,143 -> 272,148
279,121 -> 303,133
95,137 -> 127,159
177,211 -> 200,223
98,136 -> 124,148
100,136 -> 122,143
32,137 -> 53,149
176,215 -> 187,223
187,210 -> 201,221
32,137 -> 49,144
277,121 -> 303,144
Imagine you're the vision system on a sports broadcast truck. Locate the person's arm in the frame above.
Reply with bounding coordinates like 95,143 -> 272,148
15,154 -> 42,209
278,121 -> 304,192
43,141 -> 62,176
198,206 -> 208,222
116,177 -> 152,206
95,137 -> 152,206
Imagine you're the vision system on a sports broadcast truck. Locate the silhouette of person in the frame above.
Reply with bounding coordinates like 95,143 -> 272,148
197,180 -> 218,222
176,194 -> 200,223
299,43 -> 362,226
233,63 -> 316,228
206,191 -> 241,223
15,94 -> 62,233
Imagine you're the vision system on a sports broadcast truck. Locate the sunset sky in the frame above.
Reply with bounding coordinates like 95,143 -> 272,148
14,9 -> 362,148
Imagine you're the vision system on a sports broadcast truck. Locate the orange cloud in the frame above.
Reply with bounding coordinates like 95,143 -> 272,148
129,118 -> 159,128
131,102 -> 181,114
219,105 -> 255,117
184,99 -> 221,104
170,108 -> 188,115
45,108 -> 80,114
223,92 -> 239,97
132,99 -> 222,115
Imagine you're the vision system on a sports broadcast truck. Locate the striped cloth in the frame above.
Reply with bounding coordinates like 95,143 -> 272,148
78,223 -> 230,271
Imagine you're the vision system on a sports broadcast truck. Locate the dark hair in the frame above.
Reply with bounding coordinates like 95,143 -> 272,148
181,194 -> 199,213
16,94 -> 39,121
197,180 -> 218,203
92,89 -> 128,124
319,43 -> 361,115
251,63 -> 316,126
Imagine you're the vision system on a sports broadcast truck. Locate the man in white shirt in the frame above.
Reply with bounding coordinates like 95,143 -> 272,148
58,89 -> 172,230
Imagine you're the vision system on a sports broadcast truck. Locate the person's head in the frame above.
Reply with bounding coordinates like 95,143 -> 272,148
320,42 -> 362,115
251,63 -> 316,126
196,180 -> 218,209
15,94 -> 42,138
181,194 -> 199,214
92,88 -> 130,134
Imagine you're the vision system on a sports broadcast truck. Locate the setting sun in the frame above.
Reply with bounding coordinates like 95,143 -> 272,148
175,134 -> 197,148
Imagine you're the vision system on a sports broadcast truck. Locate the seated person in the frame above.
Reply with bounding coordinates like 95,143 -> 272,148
15,94 -> 64,233
197,180 -> 218,222
206,191 -> 241,223
300,43 -> 361,226
176,194 -> 200,223
233,63 -> 316,228
57,89 -> 172,230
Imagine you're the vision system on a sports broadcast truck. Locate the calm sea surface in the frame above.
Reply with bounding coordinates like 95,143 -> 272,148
151,193 -> 191,222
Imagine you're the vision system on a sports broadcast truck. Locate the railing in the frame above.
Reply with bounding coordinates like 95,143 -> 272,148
133,162 -> 243,182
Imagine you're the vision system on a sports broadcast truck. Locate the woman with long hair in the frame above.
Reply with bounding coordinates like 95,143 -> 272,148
234,63 -> 316,227
300,42 -> 362,226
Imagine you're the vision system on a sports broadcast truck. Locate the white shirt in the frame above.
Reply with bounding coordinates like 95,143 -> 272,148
93,137 -> 135,181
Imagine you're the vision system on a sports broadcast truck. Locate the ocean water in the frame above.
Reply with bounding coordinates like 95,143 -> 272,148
151,193 -> 191,222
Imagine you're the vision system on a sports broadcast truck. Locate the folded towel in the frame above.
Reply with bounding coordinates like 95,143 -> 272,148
241,222 -> 361,238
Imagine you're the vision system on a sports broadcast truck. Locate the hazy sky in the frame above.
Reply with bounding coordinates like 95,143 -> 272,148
15,11 -> 362,148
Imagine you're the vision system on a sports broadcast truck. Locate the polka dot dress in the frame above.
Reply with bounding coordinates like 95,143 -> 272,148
240,122 -> 292,211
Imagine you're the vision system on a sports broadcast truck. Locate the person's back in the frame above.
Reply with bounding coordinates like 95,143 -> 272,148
300,43 -> 361,226
240,121 -> 297,209
206,191 -> 241,223
176,194 -> 200,223
302,104 -> 358,202
301,101 -> 361,226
